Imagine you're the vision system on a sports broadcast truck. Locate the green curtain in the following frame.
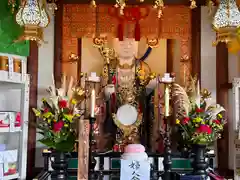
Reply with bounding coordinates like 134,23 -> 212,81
0,0 -> 29,56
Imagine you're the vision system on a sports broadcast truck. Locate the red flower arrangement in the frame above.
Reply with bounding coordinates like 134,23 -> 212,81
33,77 -> 85,152
173,82 -> 226,145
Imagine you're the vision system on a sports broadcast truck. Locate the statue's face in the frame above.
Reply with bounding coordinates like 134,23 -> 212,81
114,38 -> 138,59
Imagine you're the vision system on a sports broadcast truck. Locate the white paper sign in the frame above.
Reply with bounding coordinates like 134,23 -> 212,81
0,164 -> 3,179
120,160 -> 150,180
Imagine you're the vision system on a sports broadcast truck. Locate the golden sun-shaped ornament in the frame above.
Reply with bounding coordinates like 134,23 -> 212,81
114,105 -> 142,135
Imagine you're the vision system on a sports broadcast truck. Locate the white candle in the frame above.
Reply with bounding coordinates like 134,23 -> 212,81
164,84 -> 170,117
62,75 -> 66,95
90,89 -> 96,117
196,80 -> 201,107
52,74 -> 56,96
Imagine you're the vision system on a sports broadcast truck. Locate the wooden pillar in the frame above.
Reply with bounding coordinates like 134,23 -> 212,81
54,0 -> 63,87
166,39 -> 174,73
27,41 -> 38,179
77,119 -> 89,179
216,42 -> 231,176
191,6 -> 201,81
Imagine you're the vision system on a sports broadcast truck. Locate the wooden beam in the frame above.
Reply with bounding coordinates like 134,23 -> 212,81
167,39 -> 174,73
220,82 -> 233,89
216,42 -> 232,177
54,0 -> 63,88
191,6 -> 201,81
27,41 -> 38,179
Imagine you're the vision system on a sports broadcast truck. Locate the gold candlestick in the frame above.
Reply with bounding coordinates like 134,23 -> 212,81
160,73 -> 174,180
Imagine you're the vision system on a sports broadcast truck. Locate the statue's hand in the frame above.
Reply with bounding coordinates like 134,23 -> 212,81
104,84 -> 115,100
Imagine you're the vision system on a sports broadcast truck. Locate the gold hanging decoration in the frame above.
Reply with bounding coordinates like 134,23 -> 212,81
115,0 -> 127,15
114,0 -> 144,15
207,0 -> 215,14
189,0 -> 215,10
46,0 -> 58,15
15,0 -> 50,44
90,0 -> 97,8
153,0 -> 164,18
8,0 -> 17,14
212,0 -> 240,46
190,0 -> 197,9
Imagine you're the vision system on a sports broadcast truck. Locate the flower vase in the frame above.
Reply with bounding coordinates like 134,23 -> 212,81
181,145 -> 190,158
191,144 -> 208,176
50,152 -> 69,180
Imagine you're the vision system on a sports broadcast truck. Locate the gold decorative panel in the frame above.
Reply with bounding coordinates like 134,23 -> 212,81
62,5 -> 191,84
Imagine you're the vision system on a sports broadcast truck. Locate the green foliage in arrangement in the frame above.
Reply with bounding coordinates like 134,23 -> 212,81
0,0 -> 29,56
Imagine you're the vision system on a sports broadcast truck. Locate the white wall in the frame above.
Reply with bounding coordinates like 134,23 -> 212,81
201,7 -> 217,101
200,7 -> 218,168
35,13 -> 55,167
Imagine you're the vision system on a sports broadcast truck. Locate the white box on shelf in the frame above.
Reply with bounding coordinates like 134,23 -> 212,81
0,152 -> 4,164
3,150 -> 18,163
0,112 -> 21,133
3,173 -> 19,180
0,150 -> 19,179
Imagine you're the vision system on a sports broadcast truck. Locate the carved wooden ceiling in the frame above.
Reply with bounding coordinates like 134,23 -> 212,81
56,0 -> 240,6
58,0 -> 196,5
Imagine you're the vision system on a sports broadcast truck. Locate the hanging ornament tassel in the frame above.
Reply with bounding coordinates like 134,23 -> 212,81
207,0 -> 214,15
120,5 -> 125,15
90,0 -> 97,8
8,0 -> 16,14
153,0 -> 164,18
115,0 -> 126,15
118,22 -> 124,41
135,21 -> 141,41
190,0 -> 197,9
157,8 -> 163,18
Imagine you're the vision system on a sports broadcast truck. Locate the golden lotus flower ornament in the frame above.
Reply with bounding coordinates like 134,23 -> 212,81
189,0 -> 197,9
114,0 -> 144,15
153,0 -> 164,18
212,0 -> 240,46
15,0 -> 50,44
47,0 -> 58,15
90,0 -> 97,7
